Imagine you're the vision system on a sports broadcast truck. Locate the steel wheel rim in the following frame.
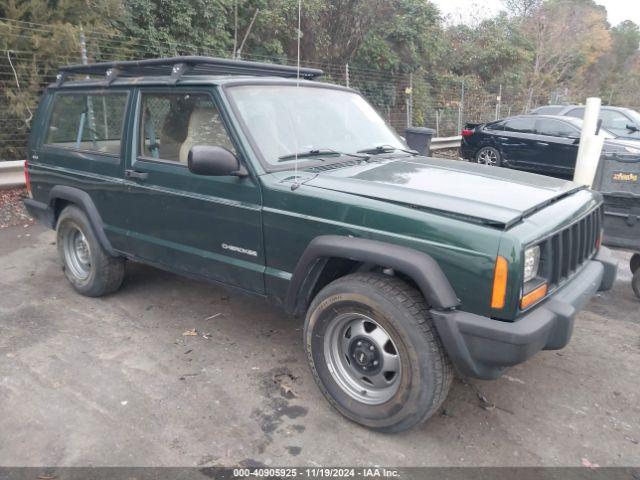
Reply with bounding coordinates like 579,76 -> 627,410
63,226 -> 91,280
324,312 -> 402,405
478,148 -> 498,166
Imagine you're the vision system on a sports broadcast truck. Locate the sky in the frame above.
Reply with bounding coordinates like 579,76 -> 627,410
431,0 -> 640,27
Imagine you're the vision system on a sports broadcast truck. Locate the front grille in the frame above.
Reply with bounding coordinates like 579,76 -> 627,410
542,205 -> 602,287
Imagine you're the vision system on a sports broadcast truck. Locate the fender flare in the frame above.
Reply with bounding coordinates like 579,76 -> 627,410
285,235 -> 459,316
49,185 -> 117,257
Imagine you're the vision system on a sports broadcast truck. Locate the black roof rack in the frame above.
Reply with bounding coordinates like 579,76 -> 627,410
55,55 -> 323,86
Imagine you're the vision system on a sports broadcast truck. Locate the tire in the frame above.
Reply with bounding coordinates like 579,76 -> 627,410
630,253 -> 640,274
632,269 -> 640,300
475,146 -> 502,166
304,272 -> 453,433
56,205 -> 125,297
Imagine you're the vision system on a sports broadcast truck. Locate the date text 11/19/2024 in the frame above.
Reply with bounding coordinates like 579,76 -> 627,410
230,467 -> 400,478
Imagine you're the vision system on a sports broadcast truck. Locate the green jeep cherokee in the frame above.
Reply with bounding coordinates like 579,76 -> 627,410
24,57 -> 617,432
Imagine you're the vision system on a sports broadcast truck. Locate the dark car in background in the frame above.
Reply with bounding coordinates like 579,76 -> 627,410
460,114 -> 640,178
531,105 -> 640,140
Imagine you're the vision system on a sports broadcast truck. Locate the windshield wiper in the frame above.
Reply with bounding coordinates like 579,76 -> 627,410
278,148 -> 369,161
357,145 -> 419,155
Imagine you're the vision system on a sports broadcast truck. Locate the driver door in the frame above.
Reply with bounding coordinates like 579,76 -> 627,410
122,87 -> 265,293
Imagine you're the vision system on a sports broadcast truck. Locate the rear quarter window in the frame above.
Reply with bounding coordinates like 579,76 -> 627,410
44,92 -> 128,155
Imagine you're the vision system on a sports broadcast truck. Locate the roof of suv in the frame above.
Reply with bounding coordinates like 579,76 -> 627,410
50,55 -> 329,89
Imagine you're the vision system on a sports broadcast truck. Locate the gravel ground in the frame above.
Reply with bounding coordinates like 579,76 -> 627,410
431,148 -> 462,160
0,224 -> 638,467
0,188 -> 33,229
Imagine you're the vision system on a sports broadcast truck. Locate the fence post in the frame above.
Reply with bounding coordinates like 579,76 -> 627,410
405,73 -> 413,129
495,84 -> 502,120
345,63 -> 349,88
457,81 -> 465,133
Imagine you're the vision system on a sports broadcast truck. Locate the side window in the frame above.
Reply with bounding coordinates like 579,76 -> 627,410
535,119 -> 579,138
600,110 -> 629,130
503,117 -> 536,134
45,92 -> 127,154
139,92 -> 235,163
565,108 -> 585,119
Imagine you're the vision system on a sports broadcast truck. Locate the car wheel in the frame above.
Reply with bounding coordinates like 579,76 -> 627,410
476,146 -> 502,166
56,205 -> 125,297
630,253 -> 640,274
304,272 -> 453,432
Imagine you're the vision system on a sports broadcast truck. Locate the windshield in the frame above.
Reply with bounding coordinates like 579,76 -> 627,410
564,117 -> 616,139
227,85 -> 404,167
624,108 -> 640,125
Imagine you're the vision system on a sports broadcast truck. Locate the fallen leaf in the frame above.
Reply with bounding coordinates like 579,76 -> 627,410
182,328 -> 198,336
581,457 -> 599,469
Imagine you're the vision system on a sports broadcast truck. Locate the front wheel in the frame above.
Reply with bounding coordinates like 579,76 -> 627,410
476,146 -> 502,166
304,273 -> 453,432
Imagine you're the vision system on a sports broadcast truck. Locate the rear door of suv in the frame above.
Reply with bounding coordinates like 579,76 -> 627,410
121,86 -> 265,293
34,89 -> 132,251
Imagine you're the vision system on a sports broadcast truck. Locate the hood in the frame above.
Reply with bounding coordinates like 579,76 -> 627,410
304,156 -> 585,228
604,137 -> 640,152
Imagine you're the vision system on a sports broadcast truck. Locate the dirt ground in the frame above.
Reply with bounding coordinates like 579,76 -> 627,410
0,188 -> 33,228
0,223 -> 638,467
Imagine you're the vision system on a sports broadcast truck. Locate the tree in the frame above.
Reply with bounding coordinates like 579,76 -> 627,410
519,0 -> 611,107
106,0 -> 234,57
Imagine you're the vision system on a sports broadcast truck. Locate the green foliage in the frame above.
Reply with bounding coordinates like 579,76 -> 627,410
1,0 -> 640,158
108,0 -> 234,57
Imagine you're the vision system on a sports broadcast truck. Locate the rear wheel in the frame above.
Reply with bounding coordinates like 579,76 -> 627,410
304,272 -> 453,432
56,205 -> 125,297
476,146 -> 502,166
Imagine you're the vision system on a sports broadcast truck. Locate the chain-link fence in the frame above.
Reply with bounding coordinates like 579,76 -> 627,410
0,17 -> 541,160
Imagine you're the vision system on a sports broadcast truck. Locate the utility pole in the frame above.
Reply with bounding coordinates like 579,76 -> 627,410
233,0 -> 238,59
345,63 -> 349,88
236,8 -> 259,59
495,84 -> 502,120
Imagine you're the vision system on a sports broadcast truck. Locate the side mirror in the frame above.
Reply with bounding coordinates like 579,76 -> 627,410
188,145 -> 247,177
626,124 -> 639,132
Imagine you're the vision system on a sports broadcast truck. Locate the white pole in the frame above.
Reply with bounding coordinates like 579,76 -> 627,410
574,97 -> 604,187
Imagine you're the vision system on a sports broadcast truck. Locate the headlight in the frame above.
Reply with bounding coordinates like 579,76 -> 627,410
523,245 -> 540,283
624,146 -> 640,154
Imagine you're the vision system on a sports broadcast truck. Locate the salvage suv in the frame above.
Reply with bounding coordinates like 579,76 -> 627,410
24,57 -> 617,432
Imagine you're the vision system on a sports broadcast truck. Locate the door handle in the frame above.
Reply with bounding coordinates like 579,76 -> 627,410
125,169 -> 149,180
498,137 -> 509,141
536,141 -> 549,146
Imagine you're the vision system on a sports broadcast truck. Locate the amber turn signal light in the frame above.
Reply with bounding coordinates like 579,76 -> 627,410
520,283 -> 548,310
491,256 -> 508,309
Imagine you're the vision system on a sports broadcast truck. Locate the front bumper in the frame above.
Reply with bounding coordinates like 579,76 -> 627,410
431,247 -> 618,380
